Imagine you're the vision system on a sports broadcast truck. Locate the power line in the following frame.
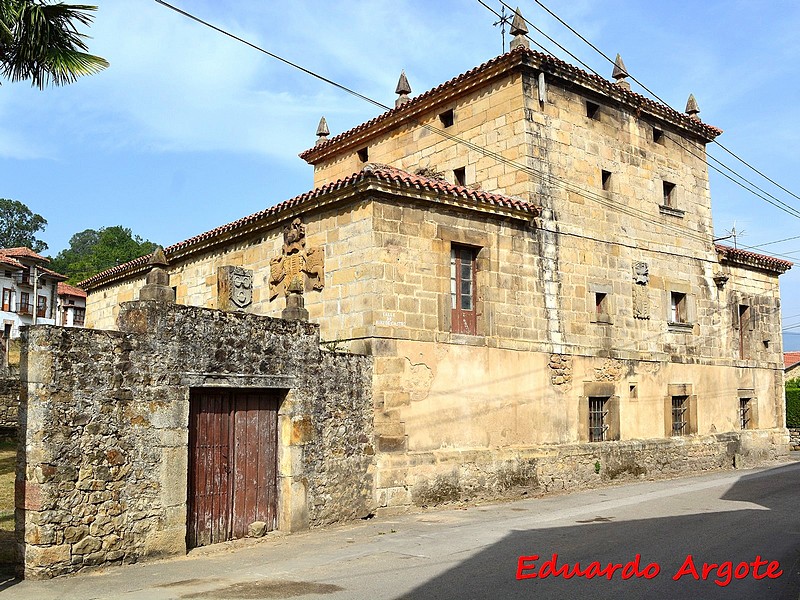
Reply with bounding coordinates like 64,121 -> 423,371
488,0 -> 800,222
518,0 -> 800,214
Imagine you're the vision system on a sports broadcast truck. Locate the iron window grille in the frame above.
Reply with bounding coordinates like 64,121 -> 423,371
739,398 -> 751,430
588,397 -> 609,442
671,395 -> 688,436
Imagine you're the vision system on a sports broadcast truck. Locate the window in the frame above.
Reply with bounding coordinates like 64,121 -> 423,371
357,147 -> 369,162
450,245 -> 477,335
737,304 -> 751,359
601,170 -> 611,191
1,289 -> 11,312
439,109 -> 454,128
739,398 -> 751,430
454,167 -> 466,187
670,292 -> 687,324
18,291 -> 31,315
671,395 -> 688,436
588,397 -> 609,442
74,307 -> 86,327
586,100 -> 600,119
37,295 -> 47,318
653,127 -> 664,144
663,181 -> 676,207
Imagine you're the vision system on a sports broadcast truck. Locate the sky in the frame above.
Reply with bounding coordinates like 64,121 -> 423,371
1,0 -> 799,349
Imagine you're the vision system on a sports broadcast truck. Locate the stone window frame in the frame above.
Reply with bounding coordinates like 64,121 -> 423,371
588,283 -> 613,325
652,126 -> 664,145
453,167 -> 467,187
665,282 -> 695,332
439,108 -> 454,128
664,383 -> 697,437
578,382 -> 620,442
585,99 -> 601,120
733,296 -> 756,360
659,180 -> 685,218
436,226 -> 489,341
737,389 -> 758,430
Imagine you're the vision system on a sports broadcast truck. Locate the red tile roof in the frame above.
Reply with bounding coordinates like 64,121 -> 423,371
785,352 -> 800,370
300,45 -> 722,163
0,247 -> 49,262
79,165 -> 537,290
716,244 -> 793,274
57,282 -> 87,298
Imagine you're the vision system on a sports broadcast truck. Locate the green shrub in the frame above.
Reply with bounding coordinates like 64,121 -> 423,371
786,386 -> 800,428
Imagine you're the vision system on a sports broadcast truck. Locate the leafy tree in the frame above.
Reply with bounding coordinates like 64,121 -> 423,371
0,197 -> 47,251
51,226 -> 158,283
0,0 -> 108,89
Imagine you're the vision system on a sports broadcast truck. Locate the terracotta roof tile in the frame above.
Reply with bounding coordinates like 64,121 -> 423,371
0,247 -> 49,262
79,165 -> 537,290
716,244 -> 793,274
57,282 -> 87,298
785,352 -> 800,370
300,46 -> 721,162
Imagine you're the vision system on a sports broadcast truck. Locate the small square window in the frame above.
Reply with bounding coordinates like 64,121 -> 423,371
670,292 -> 687,324
629,384 -> 638,399
439,109 -> 454,128
601,170 -> 611,191
586,101 -> 600,120
454,167 -> 466,187
663,181 -> 676,207
653,127 -> 664,144
357,147 -> 369,162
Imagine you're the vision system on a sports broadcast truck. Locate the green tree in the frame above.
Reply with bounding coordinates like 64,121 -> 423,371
0,197 -> 47,251
51,226 -> 158,283
0,0 -> 108,89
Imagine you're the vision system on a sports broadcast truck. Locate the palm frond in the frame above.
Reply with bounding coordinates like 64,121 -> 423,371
1,1 -> 108,89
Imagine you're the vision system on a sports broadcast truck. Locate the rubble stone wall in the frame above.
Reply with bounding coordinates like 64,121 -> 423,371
0,377 -> 18,433
16,300 -> 373,579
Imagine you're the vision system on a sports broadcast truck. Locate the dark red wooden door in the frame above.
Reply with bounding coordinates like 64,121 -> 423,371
187,389 -> 279,548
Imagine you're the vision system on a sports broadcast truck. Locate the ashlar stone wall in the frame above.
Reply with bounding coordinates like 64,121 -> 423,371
16,300 -> 373,579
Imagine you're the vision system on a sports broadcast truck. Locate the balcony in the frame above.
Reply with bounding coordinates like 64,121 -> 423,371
16,302 -> 33,316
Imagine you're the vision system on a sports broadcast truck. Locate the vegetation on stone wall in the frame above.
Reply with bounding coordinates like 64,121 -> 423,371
786,379 -> 800,428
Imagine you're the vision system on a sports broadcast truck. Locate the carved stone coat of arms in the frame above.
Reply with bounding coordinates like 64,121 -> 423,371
269,217 -> 325,299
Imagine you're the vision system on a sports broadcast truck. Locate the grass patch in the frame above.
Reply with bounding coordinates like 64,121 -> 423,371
0,441 -> 16,575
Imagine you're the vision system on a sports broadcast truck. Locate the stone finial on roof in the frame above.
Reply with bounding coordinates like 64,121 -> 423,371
685,93 -> 700,120
138,247 -> 174,303
315,116 -> 330,146
612,54 -> 630,90
395,71 -> 412,108
509,7 -> 530,50
148,246 -> 168,267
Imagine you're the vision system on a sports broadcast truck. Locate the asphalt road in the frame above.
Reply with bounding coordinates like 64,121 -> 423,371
3,461 -> 800,599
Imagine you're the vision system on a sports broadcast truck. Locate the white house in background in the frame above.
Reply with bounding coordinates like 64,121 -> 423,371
0,247 -> 66,341
56,282 -> 87,327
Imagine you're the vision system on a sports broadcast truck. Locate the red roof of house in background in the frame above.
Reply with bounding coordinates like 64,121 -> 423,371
786,352 -> 800,370
0,247 -> 49,262
57,282 -> 87,298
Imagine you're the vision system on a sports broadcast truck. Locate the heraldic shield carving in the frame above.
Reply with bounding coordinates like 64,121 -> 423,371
218,266 -> 254,311
269,217 -> 325,300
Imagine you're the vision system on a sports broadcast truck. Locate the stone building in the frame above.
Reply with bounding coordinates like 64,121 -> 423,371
67,34 -> 790,552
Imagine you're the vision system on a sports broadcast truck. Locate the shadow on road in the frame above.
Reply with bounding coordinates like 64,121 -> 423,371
396,463 -> 800,600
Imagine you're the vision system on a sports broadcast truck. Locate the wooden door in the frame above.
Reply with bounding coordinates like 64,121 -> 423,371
187,389 -> 279,548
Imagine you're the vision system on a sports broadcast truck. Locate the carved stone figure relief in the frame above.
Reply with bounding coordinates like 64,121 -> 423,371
269,217 -> 325,300
632,261 -> 650,319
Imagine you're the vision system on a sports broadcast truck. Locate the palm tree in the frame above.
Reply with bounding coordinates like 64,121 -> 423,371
0,0 -> 108,89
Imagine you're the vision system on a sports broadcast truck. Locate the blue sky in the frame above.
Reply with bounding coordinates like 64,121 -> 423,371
1,0 -> 799,349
